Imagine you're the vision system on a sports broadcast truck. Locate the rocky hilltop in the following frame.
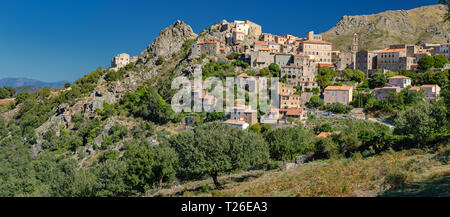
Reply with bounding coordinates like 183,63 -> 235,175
139,20 -> 197,63
323,4 -> 450,51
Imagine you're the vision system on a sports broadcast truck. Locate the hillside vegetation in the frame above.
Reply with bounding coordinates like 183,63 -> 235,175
153,147 -> 449,197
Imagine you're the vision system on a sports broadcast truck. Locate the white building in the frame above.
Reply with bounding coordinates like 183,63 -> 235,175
223,119 -> 249,130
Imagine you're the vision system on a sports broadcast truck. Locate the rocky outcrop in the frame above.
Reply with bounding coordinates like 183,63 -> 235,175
139,20 -> 197,62
322,4 -> 450,51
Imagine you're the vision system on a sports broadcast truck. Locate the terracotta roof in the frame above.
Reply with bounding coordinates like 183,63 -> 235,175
275,53 -> 293,56
280,94 -> 300,97
302,40 -> 332,45
220,47 -> 226,50
316,132 -> 332,139
380,48 -> 405,53
280,108 -> 303,116
224,119 -> 248,125
389,76 -> 410,79
421,84 -> 439,88
325,86 -> 353,91
237,73 -> 249,78
293,54 -> 310,57
373,86 -> 399,91
317,63 -> 334,68
254,41 -> 266,44
409,86 -> 420,91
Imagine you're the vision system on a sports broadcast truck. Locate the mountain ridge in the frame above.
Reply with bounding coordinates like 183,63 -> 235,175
322,4 -> 450,51
0,77 -> 70,88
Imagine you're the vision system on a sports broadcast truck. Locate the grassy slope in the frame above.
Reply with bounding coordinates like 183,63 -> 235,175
152,147 -> 449,197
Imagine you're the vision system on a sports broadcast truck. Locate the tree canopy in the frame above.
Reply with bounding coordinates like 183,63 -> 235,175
169,122 -> 269,188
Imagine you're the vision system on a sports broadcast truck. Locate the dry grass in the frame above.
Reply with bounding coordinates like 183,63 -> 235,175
153,147 -> 449,197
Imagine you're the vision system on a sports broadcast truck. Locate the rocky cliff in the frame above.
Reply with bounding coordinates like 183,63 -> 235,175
139,20 -> 197,63
322,4 -> 450,51
31,20 -> 199,157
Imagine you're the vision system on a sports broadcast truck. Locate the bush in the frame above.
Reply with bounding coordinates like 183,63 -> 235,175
384,169 -> 412,190
121,86 -> 177,124
99,150 -> 120,162
325,103 -> 352,114
264,125 -> 316,161
307,95 -> 324,108
0,86 -> 15,99
104,68 -> 126,82
418,54 -> 434,70
433,55 -> 449,68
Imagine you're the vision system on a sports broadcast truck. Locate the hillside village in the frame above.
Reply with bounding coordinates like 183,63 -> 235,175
0,4 -> 448,197
111,19 -> 449,131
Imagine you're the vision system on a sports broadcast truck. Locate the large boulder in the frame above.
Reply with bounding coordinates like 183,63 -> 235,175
139,20 -> 197,62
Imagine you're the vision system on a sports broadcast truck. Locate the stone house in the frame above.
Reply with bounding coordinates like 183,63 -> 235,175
377,48 -> 408,72
293,54 -> 317,80
191,42 -> 220,57
280,94 -> 301,108
388,75 -> 411,88
275,36 -> 288,45
260,33 -> 275,43
297,31 -> 332,65
333,51 -> 354,71
233,20 -> 262,39
278,82 -> 296,95
439,44 -> 450,59
254,41 -> 268,51
356,50 -> 378,78
250,48 -> 275,69
260,108 -> 306,124
280,108 -> 306,121
275,54 -> 293,66
373,86 -> 401,101
228,104 -> 258,125
223,119 -> 249,130
408,84 -> 441,102
324,86 -> 353,105
299,81 -> 319,92
280,65 -> 303,86
111,53 -> 132,70
232,31 -> 245,44
268,42 -> 281,53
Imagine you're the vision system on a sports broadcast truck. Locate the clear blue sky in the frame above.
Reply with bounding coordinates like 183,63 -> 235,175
0,0 -> 438,82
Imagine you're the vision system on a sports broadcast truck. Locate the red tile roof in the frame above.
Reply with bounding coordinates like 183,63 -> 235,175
280,94 -> 300,97
389,76 -> 410,79
325,86 -> 353,91
281,108 -> 303,116
380,48 -> 405,53
302,40 -> 332,45
237,73 -> 249,78
316,132 -> 332,139
421,84 -> 439,88
293,54 -> 310,57
317,63 -> 334,68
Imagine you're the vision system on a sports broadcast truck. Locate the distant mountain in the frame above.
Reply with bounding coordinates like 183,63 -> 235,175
15,86 -> 43,95
0,77 -> 70,88
322,4 -> 450,51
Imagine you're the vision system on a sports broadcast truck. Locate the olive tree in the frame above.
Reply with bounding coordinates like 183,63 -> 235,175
170,122 -> 269,189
